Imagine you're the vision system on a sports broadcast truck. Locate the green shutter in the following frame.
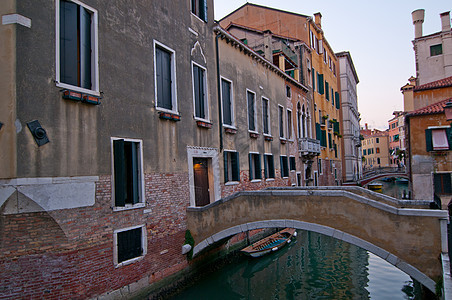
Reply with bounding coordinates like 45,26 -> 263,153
318,74 -> 324,95
335,92 -> 340,109
312,68 -> 315,92
113,139 -> 126,207
232,152 -> 240,181
130,143 -> 139,204
248,153 -> 253,180
316,123 -> 321,141
425,129 -> 433,152
256,154 -> 261,179
321,130 -> 327,147
328,133 -> 332,148
264,155 -> 268,179
446,127 -> 452,150
224,152 -> 229,183
325,81 -> 329,100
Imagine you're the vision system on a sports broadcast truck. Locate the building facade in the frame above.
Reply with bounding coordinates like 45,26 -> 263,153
0,0 -> 307,298
336,51 -> 361,182
361,128 -> 390,169
411,9 -> 452,85
220,3 -> 345,186
388,111 -> 402,167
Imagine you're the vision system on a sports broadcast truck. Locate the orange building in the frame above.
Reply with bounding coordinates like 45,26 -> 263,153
361,128 -> 390,169
388,111 -> 403,167
221,3 -> 343,186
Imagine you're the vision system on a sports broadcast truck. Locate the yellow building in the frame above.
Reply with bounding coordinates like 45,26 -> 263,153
361,128 -> 390,168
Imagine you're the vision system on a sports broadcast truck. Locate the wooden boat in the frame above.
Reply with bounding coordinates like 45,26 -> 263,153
241,228 -> 296,258
368,183 -> 383,190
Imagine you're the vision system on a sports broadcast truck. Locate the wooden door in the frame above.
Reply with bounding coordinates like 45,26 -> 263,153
193,158 -> 210,207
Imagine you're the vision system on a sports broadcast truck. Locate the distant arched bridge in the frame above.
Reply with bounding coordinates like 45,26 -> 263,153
186,187 -> 448,293
344,167 -> 409,186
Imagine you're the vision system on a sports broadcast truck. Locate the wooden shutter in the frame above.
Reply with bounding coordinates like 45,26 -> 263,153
247,92 -> 255,131
321,130 -> 327,147
224,152 -> 229,183
263,99 -> 269,134
80,6 -> 92,89
269,155 -> 274,178
425,129 -> 433,152
335,92 -> 340,109
248,153 -> 253,180
232,152 -> 239,181
325,81 -> 329,100
446,127 -> 452,150
264,155 -> 268,179
255,154 -> 261,179
156,47 -> 172,110
328,133 -> 332,148
193,65 -> 204,118
316,123 -> 321,141
311,68 -> 315,92
201,0 -> 208,22
222,80 -> 232,125
113,139 -> 126,207
60,0 -> 78,86
130,143 -> 139,204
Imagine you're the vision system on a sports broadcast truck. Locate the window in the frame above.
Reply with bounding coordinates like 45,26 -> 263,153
280,156 -> 289,178
376,147 -> 380,154
317,73 -> 324,95
221,78 -> 234,127
363,149 -> 367,155
318,158 -> 322,174
247,90 -> 257,132
376,138 -> 380,143
279,105 -> 285,138
114,225 -> 146,266
264,154 -> 275,179
289,156 -> 296,171
286,85 -> 291,98
426,128 -> 451,151
249,153 -> 261,180
325,81 -> 329,100
434,173 -> 451,194
192,63 -> 208,120
335,91 -> 340,109
312,68 -> 316,92
191,0 -> 207,22
112,138 -> 144,208
155,42 -> 177,112
377,158 -> 381,164
287,109 -> 292,140
57,0 -> 98,93
262,97 -> 270,135
430,44 -> 443,56
224,151 -> 240,182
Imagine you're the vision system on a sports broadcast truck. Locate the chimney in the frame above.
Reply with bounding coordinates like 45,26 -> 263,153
408,76 -> 416,86
365,123 -> 368,130
440,11 -> 451,32
412,9 -> 425,39
314,12 -> 322,29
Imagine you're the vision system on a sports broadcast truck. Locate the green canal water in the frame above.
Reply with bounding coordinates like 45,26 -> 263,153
168,181 -> 418,299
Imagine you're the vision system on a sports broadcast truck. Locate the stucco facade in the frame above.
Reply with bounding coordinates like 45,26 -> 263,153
361,129 -> 390,169
336,51 -> 361,182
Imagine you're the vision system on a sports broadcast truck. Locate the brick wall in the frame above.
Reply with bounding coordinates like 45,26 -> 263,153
0,173 -> 190,299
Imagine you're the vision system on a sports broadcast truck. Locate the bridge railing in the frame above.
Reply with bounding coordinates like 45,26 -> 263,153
362,166 -> 406,179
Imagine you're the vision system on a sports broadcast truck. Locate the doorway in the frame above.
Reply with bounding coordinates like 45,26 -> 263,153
193,158 -> 210,206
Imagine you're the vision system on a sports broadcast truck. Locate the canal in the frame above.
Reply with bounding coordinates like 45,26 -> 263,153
166,181 -> 420,299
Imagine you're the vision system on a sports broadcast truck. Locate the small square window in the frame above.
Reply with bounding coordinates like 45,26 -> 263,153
430,44 -> 443,56
114,226 -> 146,266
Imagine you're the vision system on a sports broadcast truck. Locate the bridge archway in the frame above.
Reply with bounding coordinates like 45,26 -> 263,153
192,219 -> 435,292
361,174 -> 410,186
187,187 -> 449,294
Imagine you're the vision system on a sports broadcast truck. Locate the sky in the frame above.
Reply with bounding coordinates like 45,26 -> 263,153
214,0 -> 451,130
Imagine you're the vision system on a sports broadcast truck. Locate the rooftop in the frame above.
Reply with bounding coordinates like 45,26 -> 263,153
407,98 -> 452,117
414,76 -> 452,91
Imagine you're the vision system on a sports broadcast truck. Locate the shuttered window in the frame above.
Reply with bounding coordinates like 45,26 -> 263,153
262,98 -> 270,135
321,130 -> 327,147
249,153 -> 261,180
156,46 -> 174,110
426,128 -> 452,151
434,173 -> 451,194
247,91 -> 256,131
117,227 -> 143,264
193,64 -> 207,119
224,151 -> 240,182
222,79 -> 233,126
191,0 -> 207,22
113,139 -> 142,207
311,68 -> 315,92
325,81 -> 329,100
59,0 -> 95,90
335,92 -> 340,109
280,156 -> 289,178
317,73 -> 324,95
289,156 -> 296,171
264,154 -> 275,179
279,106 -> 285,138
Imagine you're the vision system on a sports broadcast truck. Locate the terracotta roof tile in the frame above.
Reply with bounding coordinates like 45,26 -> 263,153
407,98 -> 452,117
414,76 -> 452,91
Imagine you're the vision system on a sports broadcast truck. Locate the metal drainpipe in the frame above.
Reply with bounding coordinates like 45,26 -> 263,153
215,32 -> 223,152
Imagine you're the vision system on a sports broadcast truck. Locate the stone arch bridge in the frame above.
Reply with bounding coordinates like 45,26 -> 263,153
186,187 -> 449,293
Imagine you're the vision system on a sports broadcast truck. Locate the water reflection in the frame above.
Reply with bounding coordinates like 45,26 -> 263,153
169,231 -> 413,299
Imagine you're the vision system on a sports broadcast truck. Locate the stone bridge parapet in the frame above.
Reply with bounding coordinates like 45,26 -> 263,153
186,187 -> 448,293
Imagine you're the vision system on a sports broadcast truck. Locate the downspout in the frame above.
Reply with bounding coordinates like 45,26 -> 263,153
215,30 -> 223,151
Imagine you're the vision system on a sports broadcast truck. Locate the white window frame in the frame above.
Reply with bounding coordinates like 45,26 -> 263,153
224,149 -> 240,185
191,61 -> 209,122
262,97 -> 271,136
247,89 -> 257,133
249,151 -> 262,182
113,224 -> 147,267
111,137 -> 145,211
55,0 -> 100,95
220,76 -> 235,128
154,40 -> 178,114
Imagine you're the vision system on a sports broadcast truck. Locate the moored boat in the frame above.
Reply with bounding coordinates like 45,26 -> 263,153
368,183 -> 383,190
241,228 -> 296,258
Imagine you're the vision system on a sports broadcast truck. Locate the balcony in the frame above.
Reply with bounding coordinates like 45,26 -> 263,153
298,138 -> 321,156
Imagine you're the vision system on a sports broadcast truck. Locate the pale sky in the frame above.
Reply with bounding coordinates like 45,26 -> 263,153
214,1 -> 451,130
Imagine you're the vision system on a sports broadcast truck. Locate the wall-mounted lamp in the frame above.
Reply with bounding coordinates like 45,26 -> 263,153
27,120 -> 49,146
